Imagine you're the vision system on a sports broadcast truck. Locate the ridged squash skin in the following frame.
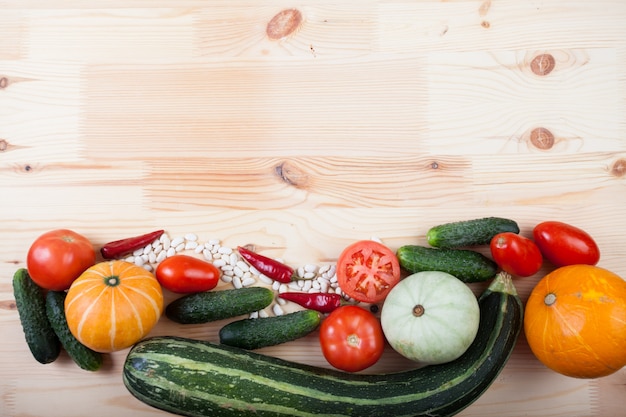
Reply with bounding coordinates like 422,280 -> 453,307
123,272 -> 522,417
381,271 -> 480,365
65,260 -> 163,353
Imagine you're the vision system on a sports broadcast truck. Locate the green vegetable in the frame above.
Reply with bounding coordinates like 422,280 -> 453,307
45,291 -> 103,371
123,272 -> 523,417
427,217 -> 520,248
166,287 -> 274,324
219,309 -> 321,350
397,245 -> 497,282
12,268 -> 61,364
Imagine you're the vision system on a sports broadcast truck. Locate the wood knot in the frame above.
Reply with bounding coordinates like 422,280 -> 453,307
529,127 -> 555,150
530,54 -> 556,76
275,160 -> 309,188
0,139 -> 8,152
611,159 -> 626,178
0,300 -> 17,310
480,20 -> 491,29
0,77 -> 8,89
266,9 -> 303,40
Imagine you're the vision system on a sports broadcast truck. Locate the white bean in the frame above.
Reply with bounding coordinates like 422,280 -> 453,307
218,246 -> 233,255
185,241 -> 198,250
167,247 -> 176,257
185,233 -> 198,242
170,237 -> 184,247
156,251 -> 167,263
175,242 -> 185,252
241,277 -> 256,287
221,275 -> 233,283
232,276 -> 243,289
259,309 -> 269,318
258,274 -> 274,285
272,280 -> 281,291
236,261 -> 249,272
272,304 -> 284,316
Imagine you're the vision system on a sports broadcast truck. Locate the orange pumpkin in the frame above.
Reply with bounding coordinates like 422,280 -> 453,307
524,264 -> 626,378
65,260 -> 163,353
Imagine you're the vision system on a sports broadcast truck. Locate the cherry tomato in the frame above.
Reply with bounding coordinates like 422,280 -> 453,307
336,240 -> 401,304
319,305 -> 385,372
26,229 -> 96,291
533,221 -> 600,267
490,233 -> 543,277
155,254 -> 220,293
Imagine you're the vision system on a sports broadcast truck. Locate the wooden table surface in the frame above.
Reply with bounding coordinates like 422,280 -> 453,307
2,1 -> 626,416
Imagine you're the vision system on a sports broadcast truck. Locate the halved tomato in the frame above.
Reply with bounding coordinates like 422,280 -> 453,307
336,240 -> 401,304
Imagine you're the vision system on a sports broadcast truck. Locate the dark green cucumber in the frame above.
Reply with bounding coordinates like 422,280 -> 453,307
12,268 -> 61,364
219,309 -> 321,350
397,245 -> 497,282
166,287 -> 274,324
45,291 -> 103,371
427,217 -> 519,248
123,272 -> 523,417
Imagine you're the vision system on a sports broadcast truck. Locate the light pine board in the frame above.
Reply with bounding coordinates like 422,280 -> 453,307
1,1 -> 625,416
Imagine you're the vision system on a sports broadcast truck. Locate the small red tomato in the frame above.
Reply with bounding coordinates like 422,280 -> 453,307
155,254 -> 220,293
319,305 -> 385,373
533,221 -> 600,267
27,229 -> 96,291
490,233 -> 543,277
336,240 -> 401,304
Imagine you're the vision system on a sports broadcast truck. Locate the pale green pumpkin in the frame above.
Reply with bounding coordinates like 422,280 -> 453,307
381,271 -> 480,365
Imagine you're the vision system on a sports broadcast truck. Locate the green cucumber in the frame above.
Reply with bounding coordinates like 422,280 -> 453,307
123,272 -> 523,417
427,217 -> 519,248
397,245 -> 497,282
219,309 -> 321,350
45,291 -> 103,371
166,287 -> 274,324
12,268 -> 61,364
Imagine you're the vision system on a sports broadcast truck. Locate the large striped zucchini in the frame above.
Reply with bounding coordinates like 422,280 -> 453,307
123,272 -> 522,417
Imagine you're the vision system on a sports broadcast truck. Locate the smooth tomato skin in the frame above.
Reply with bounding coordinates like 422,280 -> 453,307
336,240 -> 401,304
490,232 -> 543,277
319,305 -> 385,372
533,221 -> 600,267
155,254 -> 220,293
26,229 -> 96,291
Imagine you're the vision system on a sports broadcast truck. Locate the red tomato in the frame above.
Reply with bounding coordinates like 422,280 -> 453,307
533,221 -> 600,267
319,305 -> 385,372
490,233 -> 543,277
155,254 -> 220,293
336,240 -> 401,304
26,229 -> 96,291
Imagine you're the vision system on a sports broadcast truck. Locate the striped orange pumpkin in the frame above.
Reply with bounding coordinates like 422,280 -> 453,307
65,260 -> 163,353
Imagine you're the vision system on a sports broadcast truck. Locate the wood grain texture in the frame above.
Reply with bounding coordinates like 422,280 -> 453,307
1,1 -> 626,416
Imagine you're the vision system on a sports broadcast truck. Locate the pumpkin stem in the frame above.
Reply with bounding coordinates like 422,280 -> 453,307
105,275 -> 121,287
544,293 -> 557,306
413,304 -> 425,317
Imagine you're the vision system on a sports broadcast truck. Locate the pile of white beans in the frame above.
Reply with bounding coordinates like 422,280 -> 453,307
122,231 -> 357,317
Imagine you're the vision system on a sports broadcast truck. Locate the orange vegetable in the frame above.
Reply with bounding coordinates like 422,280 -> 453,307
65,260 -> 163,353
524,264 -> 626,378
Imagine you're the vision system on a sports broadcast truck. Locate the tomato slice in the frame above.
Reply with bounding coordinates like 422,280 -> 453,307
319,305 -> 385,372
336,240 -> 401,304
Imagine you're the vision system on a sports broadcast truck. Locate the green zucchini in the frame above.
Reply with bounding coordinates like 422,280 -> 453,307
219,309 -> 321,350
427,217 -> 519,248
166,287 -> 274,324
45,291 -> 103,371
12,268 -> 61,364
123,272 -> 523,417
397,245 -> 497,282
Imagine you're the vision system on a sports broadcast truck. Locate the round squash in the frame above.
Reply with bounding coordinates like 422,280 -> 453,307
380,271 -> 480,365
65,260 -> 164,353
524,264 -> 626,378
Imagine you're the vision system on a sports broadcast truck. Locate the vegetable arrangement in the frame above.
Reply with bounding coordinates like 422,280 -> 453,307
11,216 -> 626,417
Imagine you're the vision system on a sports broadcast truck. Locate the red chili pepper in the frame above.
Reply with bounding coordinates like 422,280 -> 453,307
100,230 -> 165,259
237,246 -> 295,283
279,292 -> 343,314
